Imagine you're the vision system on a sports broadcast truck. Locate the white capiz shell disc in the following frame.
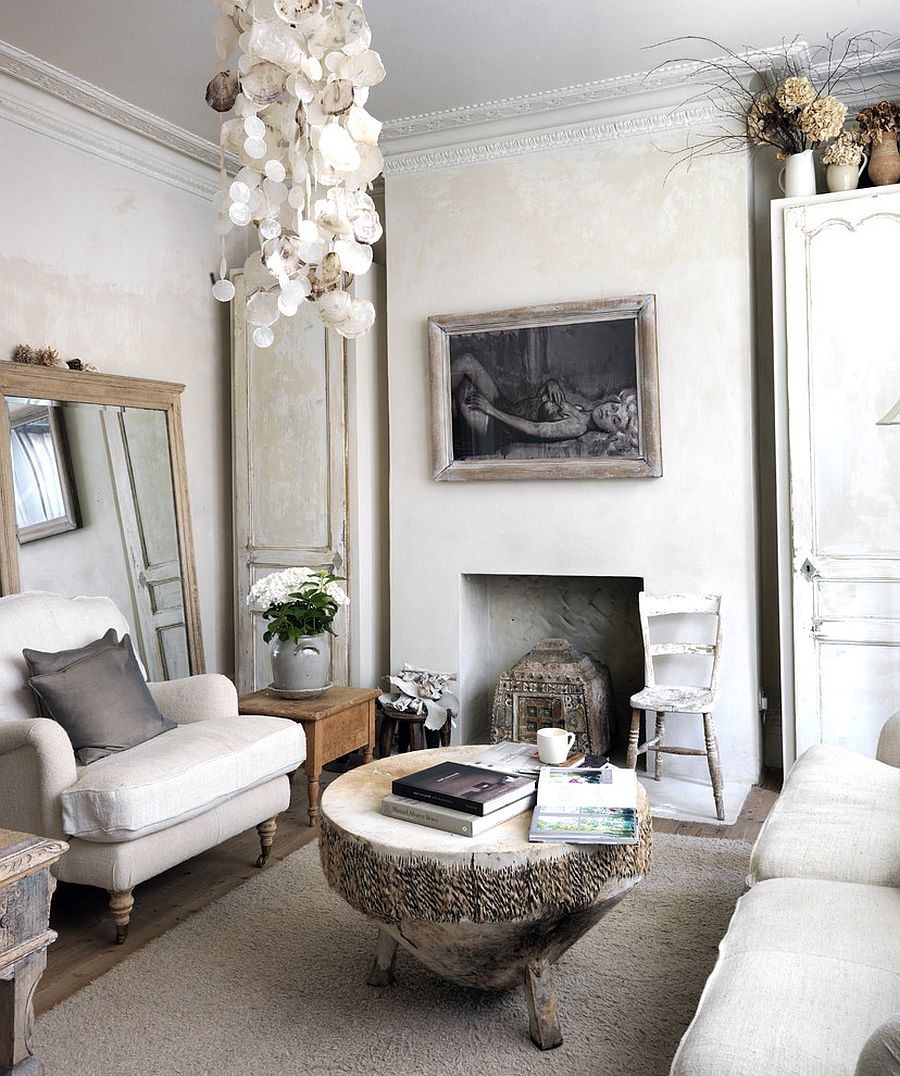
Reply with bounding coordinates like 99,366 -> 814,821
318,123 -> 360,171
314,197 -> 352,235
297,219 -> 320,242
288,185 -> 306,209
252,324 -> 275,348
236,165 -> 262,188
274,0 -> 321,25
317,289 -> 353,325
334,298 -> 376,338
259,218 -> 282,239
247,289 -> 280,326
280,275 -> 311,304
212,278 -> 236,302
265,159 -> 286,182
249,187 -> 268,217
299,238 -> 327,264
213,16 -> 240,62
334,238 -> 372,275
248,18 -> 304,69
336,50 -> 385,88
240,61 -> 286,106
277,294 -> 299,317
343,143 -> 384,189
244,136 -> 268,159
262,234 -> 304,276
349,205 -> 382,244
345,105 -> 381,145
263,178 -> 288,205
300,54 -> 323,82
243,250 -> 271,290
229,201 -> 252,226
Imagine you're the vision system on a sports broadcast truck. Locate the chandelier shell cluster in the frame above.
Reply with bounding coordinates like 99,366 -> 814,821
207,0 -> 384,344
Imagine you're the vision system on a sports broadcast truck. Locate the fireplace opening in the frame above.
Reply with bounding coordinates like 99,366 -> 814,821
459,574 -> 645,759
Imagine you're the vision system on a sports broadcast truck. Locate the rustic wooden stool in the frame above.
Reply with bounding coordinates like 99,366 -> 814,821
376,704 -> 450,757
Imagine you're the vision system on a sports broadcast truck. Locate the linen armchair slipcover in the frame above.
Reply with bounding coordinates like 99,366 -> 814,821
0,591 -> 306,941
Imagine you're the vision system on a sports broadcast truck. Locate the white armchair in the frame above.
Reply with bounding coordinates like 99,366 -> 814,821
0,591 -> 306,942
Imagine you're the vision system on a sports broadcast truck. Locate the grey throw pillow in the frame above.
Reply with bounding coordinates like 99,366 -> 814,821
27,634 -> 177,765
23,628 -> 120,719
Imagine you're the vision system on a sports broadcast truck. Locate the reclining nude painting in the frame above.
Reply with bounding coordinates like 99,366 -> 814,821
428,297 -> 662,480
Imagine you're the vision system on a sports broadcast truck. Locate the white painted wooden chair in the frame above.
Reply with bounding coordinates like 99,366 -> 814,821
625,593 -> 725,821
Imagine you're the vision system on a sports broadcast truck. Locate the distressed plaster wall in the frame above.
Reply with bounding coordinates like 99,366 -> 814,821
0,95 -> 236,673
385,137 -> 763,783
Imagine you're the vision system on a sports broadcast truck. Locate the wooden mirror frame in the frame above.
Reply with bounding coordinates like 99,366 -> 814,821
0,362 -> 205,674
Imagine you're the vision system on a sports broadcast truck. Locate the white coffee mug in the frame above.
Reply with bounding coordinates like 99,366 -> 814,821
537,727 -> 576,765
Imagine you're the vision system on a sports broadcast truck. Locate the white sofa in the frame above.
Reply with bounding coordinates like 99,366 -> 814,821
0,591 -> 306,942
671,714 -> 900,1075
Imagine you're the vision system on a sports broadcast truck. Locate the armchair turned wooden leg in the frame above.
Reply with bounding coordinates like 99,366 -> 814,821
255,816 -> 277,868
625,708 -> 642,768
108,889 -> 134,945
703,712 -> 726,822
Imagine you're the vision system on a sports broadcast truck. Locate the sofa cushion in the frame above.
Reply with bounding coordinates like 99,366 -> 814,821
28,634 -> 177,765
23,627 -> 119,718
671,878 -> 900,1076
749,744 -> 900,888
60,714 -> 306,841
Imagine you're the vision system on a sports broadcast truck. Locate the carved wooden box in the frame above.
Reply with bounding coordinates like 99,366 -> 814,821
490,639 -> 613,755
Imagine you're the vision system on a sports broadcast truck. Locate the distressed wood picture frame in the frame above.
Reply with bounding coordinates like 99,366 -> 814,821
428,296 -> 662,480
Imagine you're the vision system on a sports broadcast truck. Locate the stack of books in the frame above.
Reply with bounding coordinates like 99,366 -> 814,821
381,761 -> 537,837
528,765 -> 639,844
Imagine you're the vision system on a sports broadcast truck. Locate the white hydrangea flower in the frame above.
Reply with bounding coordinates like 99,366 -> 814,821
326,580 -> 350,605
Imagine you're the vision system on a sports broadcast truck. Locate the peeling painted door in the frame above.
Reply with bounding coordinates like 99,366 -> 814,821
232,272 -> 348,692
783,190 -> 900,759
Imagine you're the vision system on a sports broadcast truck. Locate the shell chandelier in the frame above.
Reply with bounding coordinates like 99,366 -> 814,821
207,0 -> 384,345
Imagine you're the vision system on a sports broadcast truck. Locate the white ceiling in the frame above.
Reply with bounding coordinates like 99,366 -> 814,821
0,0 -> 896,143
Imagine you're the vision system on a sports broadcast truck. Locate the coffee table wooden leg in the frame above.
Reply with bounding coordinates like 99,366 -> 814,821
524,959 -> 563,1051
366,928 -> 399,987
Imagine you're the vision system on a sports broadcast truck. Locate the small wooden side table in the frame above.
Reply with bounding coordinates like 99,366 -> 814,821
239,686 -> 379,828
0,827 -> 68,1075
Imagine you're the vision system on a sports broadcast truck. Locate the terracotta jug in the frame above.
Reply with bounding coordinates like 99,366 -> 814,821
868,132 -> 900,186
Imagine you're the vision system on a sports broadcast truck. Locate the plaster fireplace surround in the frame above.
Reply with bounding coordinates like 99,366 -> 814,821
459,573 -> 753,824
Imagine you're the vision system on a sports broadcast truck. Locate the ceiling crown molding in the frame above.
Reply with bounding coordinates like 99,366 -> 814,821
383,104 -> 719,177
0,39 -> 220,169
381,58 -> 735,142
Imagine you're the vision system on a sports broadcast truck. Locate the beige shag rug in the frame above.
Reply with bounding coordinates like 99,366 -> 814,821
37,833 -> 750,1076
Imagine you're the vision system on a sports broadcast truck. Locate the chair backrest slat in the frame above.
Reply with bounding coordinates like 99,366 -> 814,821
638,592 -> 723,691
648,643 -> 716,656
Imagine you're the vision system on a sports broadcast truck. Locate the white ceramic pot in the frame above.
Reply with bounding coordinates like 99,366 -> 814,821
778,150 -> 817,198
270,632 -> 331,692
825,157 -> 867,193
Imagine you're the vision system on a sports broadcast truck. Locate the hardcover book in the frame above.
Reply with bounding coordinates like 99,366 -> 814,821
392,762 -> 537,817
381,792 -> 536,837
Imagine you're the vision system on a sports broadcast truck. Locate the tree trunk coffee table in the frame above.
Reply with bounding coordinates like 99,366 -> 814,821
319,746 -> 652,1050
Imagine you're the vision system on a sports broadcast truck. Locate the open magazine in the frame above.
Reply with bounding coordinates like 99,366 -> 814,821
528,765 -> 638,844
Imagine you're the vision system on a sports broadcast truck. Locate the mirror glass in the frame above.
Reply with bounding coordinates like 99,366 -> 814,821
6,396 -> 189,681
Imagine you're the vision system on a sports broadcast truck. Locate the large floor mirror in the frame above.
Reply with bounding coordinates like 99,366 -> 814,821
0,363 -> 204,678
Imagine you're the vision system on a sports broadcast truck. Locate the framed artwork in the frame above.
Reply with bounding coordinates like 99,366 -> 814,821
7,400 -> 81,543
428,295 -> 662,480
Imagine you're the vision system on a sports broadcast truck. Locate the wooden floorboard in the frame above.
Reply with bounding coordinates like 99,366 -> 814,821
36,766 -> 782,1016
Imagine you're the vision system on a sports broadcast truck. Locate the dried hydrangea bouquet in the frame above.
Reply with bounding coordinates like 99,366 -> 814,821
206,0 -> 384,346
660,33 -> 889,197
821,131 -> 868,192
857,100 -> 900,186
